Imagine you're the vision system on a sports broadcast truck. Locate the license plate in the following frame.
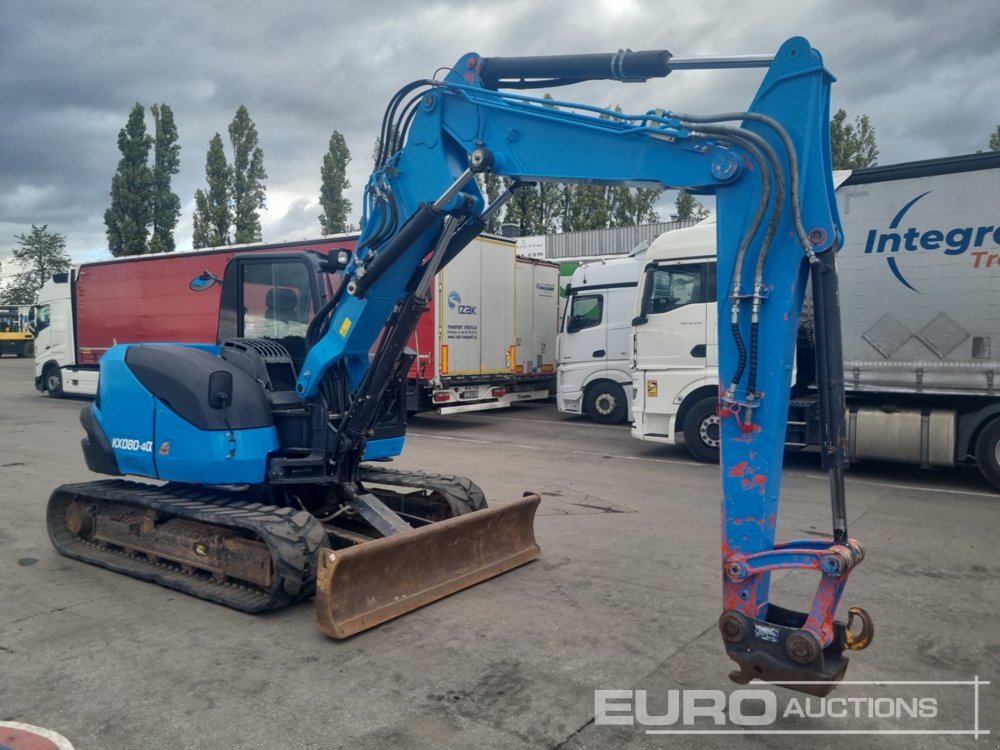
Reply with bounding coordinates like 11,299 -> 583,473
461,390 -> 479,399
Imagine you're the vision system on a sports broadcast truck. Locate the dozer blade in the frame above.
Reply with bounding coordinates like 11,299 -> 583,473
316,493 -> 540,638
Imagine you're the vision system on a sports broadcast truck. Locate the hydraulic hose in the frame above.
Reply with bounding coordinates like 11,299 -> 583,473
680,122 -> 786,400
674,110 -> 818,263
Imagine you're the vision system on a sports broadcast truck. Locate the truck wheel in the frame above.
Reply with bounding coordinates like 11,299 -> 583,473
974,418 -> 1000,491
585,382 -> 628,425
44,366 -> 64,399
683,396 -> 721,463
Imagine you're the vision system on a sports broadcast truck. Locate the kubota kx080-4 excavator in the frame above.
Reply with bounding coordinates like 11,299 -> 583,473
49,36 -> 870,694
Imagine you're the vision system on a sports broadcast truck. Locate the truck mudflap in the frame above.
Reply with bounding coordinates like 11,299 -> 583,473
315,493 -> 541,638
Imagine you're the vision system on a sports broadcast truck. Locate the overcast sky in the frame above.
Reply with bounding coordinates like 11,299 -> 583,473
2,0 -> 998,268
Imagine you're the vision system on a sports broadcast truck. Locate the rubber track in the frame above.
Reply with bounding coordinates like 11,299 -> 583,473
47,479 -> 329,613
359,466 -> 487,514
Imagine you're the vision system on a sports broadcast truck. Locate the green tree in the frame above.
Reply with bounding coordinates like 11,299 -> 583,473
104,103 -> 153,257
149,104 -> 181,254
830,109 -> 879,169
1,225 -> 71,304
674,190 -> 710,221
536,182 -> 561,233
504,180 -> 543,236
319,130 -> 352,234
609,185 -> 661,227
229,106 -> 268,244
562,184 -> 610,231
557,105 -> 661,231
498,180 -> 562,236
192,134 -> 233,248
989,125 -> 1000,151
476,172 -> 505,234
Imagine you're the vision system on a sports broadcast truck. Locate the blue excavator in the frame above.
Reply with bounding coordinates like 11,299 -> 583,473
48,36 -> 870,694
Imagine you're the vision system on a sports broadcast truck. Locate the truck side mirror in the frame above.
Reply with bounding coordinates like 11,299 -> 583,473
631,314 -> 648,327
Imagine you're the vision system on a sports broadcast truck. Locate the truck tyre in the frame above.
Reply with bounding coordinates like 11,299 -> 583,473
974,418 -> 1000,491
683,396 -> 721,463
44,366 -> 64,399
585,382 -> 628,425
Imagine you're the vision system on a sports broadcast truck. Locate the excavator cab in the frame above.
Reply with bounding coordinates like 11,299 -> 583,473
218,251 -> 325,368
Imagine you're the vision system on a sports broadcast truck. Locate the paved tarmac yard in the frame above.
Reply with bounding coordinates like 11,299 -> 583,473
0,356 -> 996,749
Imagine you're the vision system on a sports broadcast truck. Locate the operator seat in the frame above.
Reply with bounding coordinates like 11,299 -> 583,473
263,288 -> 305,340
265,288 -> 300,323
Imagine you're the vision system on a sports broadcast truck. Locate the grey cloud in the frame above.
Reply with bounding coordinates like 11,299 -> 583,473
3,0 -> 998,262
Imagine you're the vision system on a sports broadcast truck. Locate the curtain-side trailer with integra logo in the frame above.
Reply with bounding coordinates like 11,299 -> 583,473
630,151 -> 1000,490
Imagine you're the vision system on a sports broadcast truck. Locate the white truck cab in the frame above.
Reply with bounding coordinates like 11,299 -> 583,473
629,220 -> 720,456
31,272 -> 96,397
556,247 -> 645,424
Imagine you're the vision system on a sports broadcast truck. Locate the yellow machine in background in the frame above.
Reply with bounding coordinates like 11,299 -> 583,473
0,305 -> 34,358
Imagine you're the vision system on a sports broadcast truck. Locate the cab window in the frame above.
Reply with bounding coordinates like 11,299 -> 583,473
642,263 -> 714,315
240,262 -> 314,340
566,294 -> 603,333
34,304 -> 51,333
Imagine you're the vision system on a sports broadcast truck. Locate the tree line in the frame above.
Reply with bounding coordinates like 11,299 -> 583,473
99,103 -> 886,252
8,104 -> 1000,305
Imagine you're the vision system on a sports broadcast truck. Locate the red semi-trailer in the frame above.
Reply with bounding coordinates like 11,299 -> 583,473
32,235 -> 557,413
32,238 -> 356,396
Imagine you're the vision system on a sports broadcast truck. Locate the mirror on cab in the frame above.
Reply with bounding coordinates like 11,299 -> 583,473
190,270 -> 222,292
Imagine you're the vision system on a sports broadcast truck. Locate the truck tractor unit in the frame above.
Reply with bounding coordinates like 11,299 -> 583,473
557,247 -> 646,424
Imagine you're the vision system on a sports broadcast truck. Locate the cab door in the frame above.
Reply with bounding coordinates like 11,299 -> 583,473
632,260 -> 714,372
560,291 -> 607,366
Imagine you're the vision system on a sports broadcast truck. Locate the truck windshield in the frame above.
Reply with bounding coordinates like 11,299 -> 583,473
35,305 -> 50,333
